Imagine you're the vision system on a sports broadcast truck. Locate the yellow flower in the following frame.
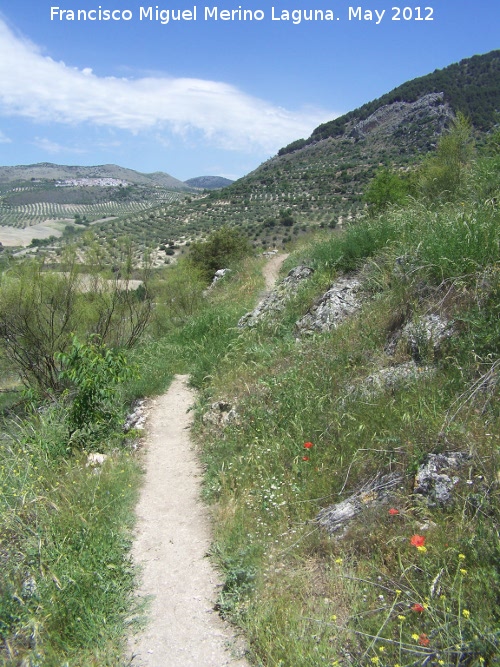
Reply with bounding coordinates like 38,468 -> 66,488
462,609 -> 470,619
330,614 -> 337,621
398,615 -> 406,621
378,646 -> 385,652
335,557 -> 343,565
417,545 -> 427,553
395,589 -> 402,595
370,657 -> 379,664
412,633 -> 420,641
438,661 -> 445,665
458,553 -> 466,560
460,568 -> 468,576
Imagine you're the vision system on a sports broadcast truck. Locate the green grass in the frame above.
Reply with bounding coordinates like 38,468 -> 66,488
0,144 -> 498,666
190,155 -> 500,666
0,403 -> 142,665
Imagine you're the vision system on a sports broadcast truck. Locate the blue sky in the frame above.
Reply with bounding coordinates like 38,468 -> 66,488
0,1 -> 498,180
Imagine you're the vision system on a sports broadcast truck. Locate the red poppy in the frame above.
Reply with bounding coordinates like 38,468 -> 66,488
411,603 -> 424,613
410,535 -> 426,548
418,633 -> 430,647
388,508 -> 399,515
304,442 -> 314,449
302,456 -> 310,461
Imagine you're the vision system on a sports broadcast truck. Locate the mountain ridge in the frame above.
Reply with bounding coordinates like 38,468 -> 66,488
0,162 -> 192,191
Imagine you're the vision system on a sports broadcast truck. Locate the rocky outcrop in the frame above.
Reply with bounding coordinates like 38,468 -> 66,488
413,452 -> 471,506
348,361 -> 435,401
317,473 -> 403,535
317,452 -> 472,535
238,266 -> 314,328
349,93 -> 453,144
124,399 -> 147,432
295,276 -> 363,333
386,313 -> 454,359
202,400 -> 239,429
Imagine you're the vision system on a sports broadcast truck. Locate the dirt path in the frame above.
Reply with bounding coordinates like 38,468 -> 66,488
262,252 -> 289,291
127,376 -> 248,667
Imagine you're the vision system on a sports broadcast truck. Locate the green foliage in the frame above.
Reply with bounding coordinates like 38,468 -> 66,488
188,226 -> 251,281
58,336 -> 135,442
419,113 -> 475,201
364,168 -> 410,213
0,406 -> 141,664
0,250 -> 152,394
188,152 -> 500,667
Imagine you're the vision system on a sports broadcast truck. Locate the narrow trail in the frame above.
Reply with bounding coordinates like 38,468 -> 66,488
128,255 -> 288,666
127,376 -> 248,667
262,252 -> 289,291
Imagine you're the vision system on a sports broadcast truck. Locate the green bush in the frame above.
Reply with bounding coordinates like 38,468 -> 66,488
188,226 -> 251,282
58,336 -> 135,445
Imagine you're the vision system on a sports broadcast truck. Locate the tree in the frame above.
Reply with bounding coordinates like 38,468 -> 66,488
364,169 -> 409,214
188,227 -> 251,282
419,112 -> 475,201
0,247 -> 152,395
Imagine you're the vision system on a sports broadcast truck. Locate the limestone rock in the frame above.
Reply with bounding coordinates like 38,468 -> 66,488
202,400 -> 239,429
317,473 -> 403,536
238,265 -> 314,328
414,452 -> 471,506
296,276 -> 362,333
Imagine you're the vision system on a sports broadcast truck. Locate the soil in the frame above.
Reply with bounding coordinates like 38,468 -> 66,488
262,252 -> 289,291
127,376 -> 249,667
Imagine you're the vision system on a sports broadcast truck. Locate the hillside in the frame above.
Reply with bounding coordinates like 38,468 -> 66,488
68,50 -> 500,261
284,48 -> 500,152
0,118 -> 498,665
0,162 -> 191,190
185,176 -> 234,189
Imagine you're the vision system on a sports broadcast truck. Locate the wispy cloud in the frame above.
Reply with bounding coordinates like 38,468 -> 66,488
0,129 -> 12,143
32,136 -> 86,154
0,19 -> 336,154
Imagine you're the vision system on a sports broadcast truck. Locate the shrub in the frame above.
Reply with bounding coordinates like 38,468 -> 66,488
188,226 -> 251,282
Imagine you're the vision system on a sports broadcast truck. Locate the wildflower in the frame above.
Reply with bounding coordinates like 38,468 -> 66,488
462,609 -> 470,619
460,568 -> 467,576
388,508 -> 399,515
398,615 -> 406,621
335,557 -> 343,565
418,634 -> 430,647
438,661 -> 445,665
378,646 -> 385,652
417,545 -> 428,553
410,535 -> 426,548
330,614 -> 337,621
304,441 -> 314,449
411,603 -> 425,613
302,456 -> 310,461
412,634 -> 420,641
458,553 -> 466,560
370,657 -> 379,664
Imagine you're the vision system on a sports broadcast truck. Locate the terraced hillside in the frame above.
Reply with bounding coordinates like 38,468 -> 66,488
8,50 -> 499,263
78,50 -> 500,262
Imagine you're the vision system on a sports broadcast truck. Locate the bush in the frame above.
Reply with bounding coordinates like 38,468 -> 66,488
188,226 -> 251,282
58,335 -> 135,443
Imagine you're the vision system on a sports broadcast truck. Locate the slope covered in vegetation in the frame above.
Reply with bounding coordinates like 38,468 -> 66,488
0,81 -> 498,667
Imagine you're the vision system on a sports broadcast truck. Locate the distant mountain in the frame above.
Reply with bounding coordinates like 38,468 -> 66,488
0,163 -> 192,191
184,176 -> 234,190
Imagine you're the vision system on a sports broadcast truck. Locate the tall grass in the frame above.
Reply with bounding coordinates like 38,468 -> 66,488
193,155 -> 500,666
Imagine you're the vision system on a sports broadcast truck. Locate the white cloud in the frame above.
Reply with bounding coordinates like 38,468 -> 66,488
0,129 -> 12,143
0,18 -> 336,153
32,136 -> 86,154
